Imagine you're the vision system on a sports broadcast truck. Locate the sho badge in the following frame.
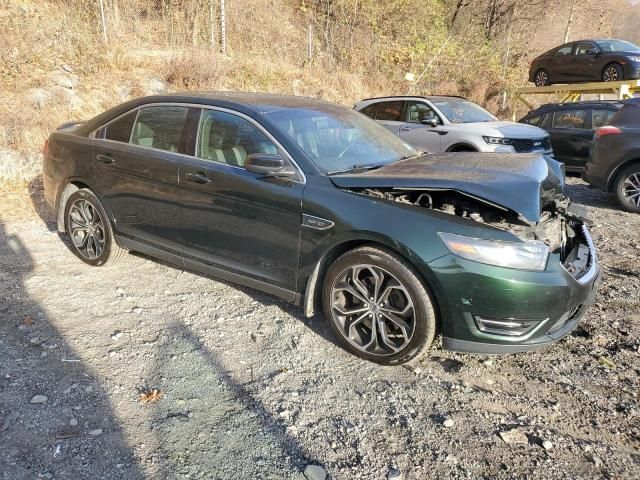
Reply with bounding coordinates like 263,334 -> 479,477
302,214 -> 334,230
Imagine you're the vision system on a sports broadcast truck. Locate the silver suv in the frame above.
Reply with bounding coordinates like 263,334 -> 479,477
355,96 -> 553,155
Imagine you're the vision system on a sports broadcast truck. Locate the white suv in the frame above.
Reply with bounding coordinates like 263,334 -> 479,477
354,96 -> 553,155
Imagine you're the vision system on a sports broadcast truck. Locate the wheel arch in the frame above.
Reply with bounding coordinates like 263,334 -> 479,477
446,142 -> 478,153
602,61 -> 623,81
607,158 -> 640,191
302,237 -> 442,327
56,180 -> 92,233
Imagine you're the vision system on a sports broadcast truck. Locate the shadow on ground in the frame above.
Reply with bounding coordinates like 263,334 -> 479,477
0,219 -> 144,479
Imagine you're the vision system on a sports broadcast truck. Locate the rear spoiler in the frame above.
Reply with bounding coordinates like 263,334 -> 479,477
56,121 -> 85,131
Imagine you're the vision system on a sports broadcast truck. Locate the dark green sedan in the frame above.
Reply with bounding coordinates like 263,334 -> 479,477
43,93 -> 600,365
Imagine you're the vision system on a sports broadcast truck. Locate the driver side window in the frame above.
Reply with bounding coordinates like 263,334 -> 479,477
405,101 -> 439,125
197,110 -> 278,167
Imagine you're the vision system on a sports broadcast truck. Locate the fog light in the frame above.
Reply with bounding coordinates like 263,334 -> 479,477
474,315 -> 542,337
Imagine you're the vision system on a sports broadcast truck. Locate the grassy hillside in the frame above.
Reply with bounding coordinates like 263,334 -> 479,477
0,0 -> 635,182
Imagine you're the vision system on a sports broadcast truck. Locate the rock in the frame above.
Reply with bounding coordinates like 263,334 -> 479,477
69,418 -> 78,427
27,88 -> 52,109
443,418 -> 454,428
48,70 -> 79,89
542,440 -> 553,450
85,386 -> 93,393
30,395 -> 48,404
304,464 -> 327,480
111,331 -> 123,341
498,428 -> 528,445
2,411 -> 20,431
145,78 -> 166,95
89,428 -> 103,436
133,307 -> 143,314
388,468 -> 403,479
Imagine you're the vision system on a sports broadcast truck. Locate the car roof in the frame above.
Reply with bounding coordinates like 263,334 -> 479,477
525,100 -> 624,114
358,95 -> 467,103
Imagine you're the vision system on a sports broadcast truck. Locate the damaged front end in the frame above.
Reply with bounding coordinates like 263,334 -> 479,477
350,187 -> 593,280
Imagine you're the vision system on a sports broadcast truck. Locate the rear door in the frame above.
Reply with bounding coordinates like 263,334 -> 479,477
545,107 -> 591,170
93,105 -> 191,254
178,108 -> 304,294
397,100 -> 444,153
547,44 -> 575,81
370,101 -> 405,135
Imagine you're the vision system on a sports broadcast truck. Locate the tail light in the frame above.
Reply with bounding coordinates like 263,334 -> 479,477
595,125 -> 621,139
42,138 -> 49,157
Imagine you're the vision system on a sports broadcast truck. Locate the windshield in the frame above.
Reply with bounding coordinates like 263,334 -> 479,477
431,99 -> 497,123
595,40 -> 640,52
264,105 -> 418,174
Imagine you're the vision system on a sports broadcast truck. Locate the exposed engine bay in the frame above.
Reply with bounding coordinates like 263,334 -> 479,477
352,188 -> 591,275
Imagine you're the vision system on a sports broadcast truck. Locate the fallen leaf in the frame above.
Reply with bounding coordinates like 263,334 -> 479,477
138,389 -> 163,404
23,316 -> 33,325
597,356 -> 616,369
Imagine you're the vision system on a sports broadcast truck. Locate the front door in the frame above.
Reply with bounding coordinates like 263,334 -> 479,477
93,105 -> 192,254
398,101 -> 444,153
178,108 -> 304,293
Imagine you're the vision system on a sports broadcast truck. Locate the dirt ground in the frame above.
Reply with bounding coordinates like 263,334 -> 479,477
1,176 -> 639,480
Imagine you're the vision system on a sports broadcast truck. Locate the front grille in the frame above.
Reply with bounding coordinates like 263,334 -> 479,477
509,137 -> 551,152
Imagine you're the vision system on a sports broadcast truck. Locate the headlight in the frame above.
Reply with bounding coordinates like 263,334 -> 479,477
628,56 -> 640,63
438,232 -> 549,271
482,136 -> 512,145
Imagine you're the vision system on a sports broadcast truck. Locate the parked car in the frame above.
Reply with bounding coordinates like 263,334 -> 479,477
529,39 -> 640,86
44,93 -> 599,365
519,100 -> 623,172
583,98 -> 640,213
354,96 -> 552,155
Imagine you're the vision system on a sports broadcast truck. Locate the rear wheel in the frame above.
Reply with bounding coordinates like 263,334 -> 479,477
602,63 -> 623,82
614,164 -> 640,213
534,69 -> 550,87
322,246 -> 437,365
64,189 -> 127,266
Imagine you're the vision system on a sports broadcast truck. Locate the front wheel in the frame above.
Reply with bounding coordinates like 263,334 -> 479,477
322,246 -> 437,365
64,189 -> 127,266
602,63 -> 623,82
614,165 -> 640,213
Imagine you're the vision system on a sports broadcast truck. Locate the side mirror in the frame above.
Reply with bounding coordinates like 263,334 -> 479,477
244,153 -> 297,178
421,118 -> 438,127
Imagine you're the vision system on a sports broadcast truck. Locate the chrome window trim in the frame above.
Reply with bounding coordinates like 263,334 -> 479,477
89,102 -> 306,184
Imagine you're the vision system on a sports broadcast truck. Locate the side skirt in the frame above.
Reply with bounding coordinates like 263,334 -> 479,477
115,235 -> 299,303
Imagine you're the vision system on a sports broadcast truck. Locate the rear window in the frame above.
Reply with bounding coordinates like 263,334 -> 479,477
521,113 -> 542,126
592,109 -> 617,128
374,101 -> 403,121
552,109 -> 586,129
130,106 -> 189,152
102,111 -> 137,142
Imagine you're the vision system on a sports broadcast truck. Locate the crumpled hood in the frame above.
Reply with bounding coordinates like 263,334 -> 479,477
330,153 -> 565,223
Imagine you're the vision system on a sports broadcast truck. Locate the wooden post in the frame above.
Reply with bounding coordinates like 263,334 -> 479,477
220,0 -> 227,55
98,0 -> 108,45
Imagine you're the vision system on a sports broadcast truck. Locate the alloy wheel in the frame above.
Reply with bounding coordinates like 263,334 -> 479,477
622,172 -> 640,208
603,65 -> 619,82
535,70 -> 548,87
68,199 -> 106,260
330,264 -> 416,356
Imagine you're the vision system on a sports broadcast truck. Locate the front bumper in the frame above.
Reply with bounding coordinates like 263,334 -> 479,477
428,225 -> 600,354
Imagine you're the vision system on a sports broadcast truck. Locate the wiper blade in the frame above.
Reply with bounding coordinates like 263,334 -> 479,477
327,163 -> 385,175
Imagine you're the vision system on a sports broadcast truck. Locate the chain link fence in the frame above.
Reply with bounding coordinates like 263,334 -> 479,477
96,0 -> 224,50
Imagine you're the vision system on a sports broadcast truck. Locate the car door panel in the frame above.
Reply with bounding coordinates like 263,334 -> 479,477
179,158 -> 303,291
546,108 -> 591,169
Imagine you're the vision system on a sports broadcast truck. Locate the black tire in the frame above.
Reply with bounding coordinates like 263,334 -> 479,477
614,164 -> 640,213
64,189 -> 127,266
448,146 -> 477,153
602,63 -> 623,82
534,69 -> 551,87
322,246 -> 437,365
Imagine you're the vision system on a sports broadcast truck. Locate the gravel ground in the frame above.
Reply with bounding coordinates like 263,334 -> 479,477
1,177 -> 639,479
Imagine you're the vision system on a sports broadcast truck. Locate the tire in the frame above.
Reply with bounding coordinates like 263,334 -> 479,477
534,69 -> 550,87
64,189 -> 127,266
602,63 -> 623,82
322,246 -> 437,365
448,146 -> 477,153
614,164 -> 640,213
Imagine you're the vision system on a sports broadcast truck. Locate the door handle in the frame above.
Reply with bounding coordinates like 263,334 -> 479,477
96,154 -> 114,164
429,130 -> 448,136
184,172 -> 212,184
